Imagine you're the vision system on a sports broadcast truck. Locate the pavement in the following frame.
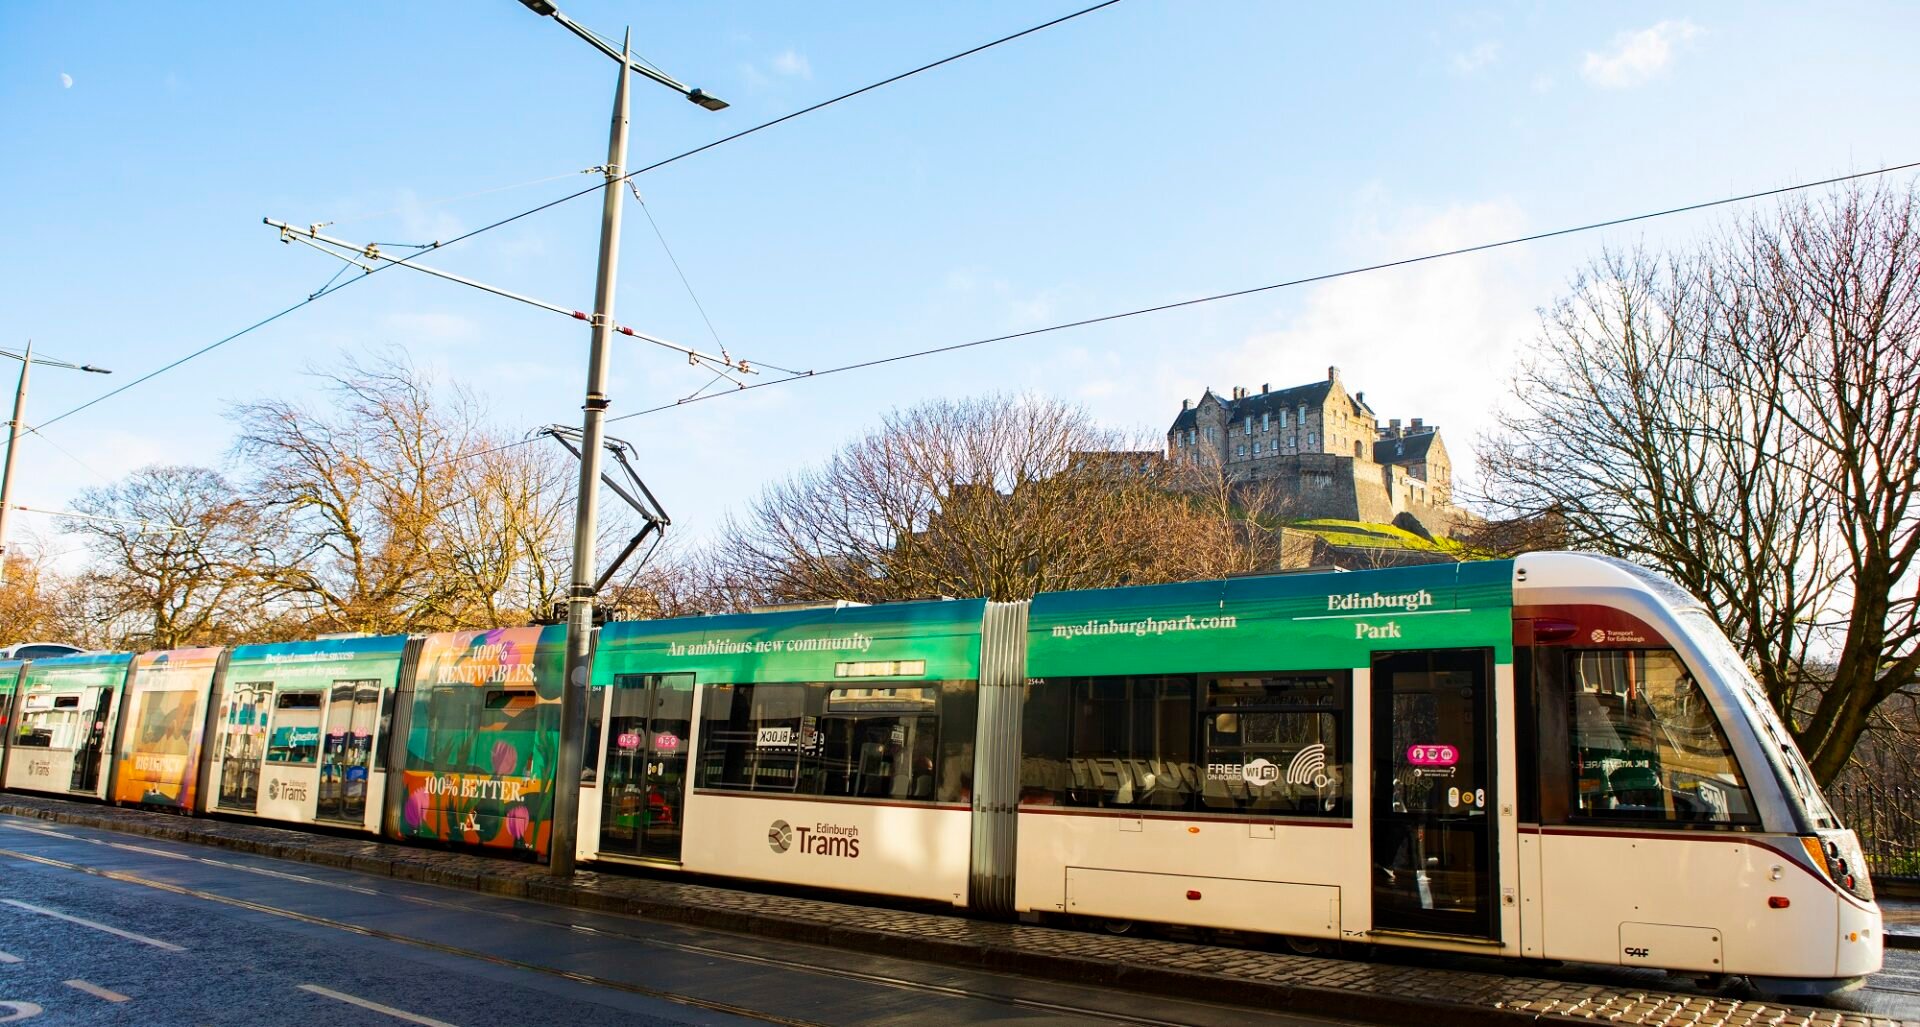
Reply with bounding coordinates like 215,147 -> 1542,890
0,794 -> 1907,1027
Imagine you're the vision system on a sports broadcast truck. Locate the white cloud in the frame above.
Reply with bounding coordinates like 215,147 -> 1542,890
1139,195 -> 1550,492
1450,41 -> 1500,76
1581,20 -> 1702,89
59,72 -> 72,89
771,49 -> 812,79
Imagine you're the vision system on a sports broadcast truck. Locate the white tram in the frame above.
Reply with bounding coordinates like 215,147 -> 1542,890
571,553 -> 1881,994
0,552 -> 1882,992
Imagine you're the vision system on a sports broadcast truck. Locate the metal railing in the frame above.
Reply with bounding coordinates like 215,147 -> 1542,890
1827,781 -> 1920,880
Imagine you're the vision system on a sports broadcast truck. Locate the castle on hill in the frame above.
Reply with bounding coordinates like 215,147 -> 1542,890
1166,366 -> 1468,536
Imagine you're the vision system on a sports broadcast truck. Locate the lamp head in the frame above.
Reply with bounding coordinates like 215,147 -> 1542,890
517,0 -> 559,15
687,88 -> 728,112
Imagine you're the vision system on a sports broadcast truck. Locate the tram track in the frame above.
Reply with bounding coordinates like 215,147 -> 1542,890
0,833 -> 1255,1027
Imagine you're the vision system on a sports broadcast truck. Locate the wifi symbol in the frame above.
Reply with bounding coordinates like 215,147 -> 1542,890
1286,743 -> 1327,787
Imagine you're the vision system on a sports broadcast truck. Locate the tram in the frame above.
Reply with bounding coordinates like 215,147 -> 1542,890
0,552 -> 1882,993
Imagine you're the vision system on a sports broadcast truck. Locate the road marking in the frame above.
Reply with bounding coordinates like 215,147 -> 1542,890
0,823 -> 75,840
0,1001 -> 44,1022
0,951 -> 19,963
106,842 -> 194,862
63,980 -> 129,1003
297,985 -> 460,1027
0,899 -> 185,951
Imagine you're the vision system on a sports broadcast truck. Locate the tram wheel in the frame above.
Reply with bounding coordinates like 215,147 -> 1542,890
1101,918 -> 1135,935
1283,936 -> 1326,956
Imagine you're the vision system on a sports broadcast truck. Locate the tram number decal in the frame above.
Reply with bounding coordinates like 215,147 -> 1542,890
1406,744 -> 1458,767
1623,946 -> 1651,959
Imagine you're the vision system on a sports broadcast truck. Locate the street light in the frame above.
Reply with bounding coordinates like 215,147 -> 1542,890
0,342 -> 112,587
517,0 -> 728,109
514,1 -> 726,877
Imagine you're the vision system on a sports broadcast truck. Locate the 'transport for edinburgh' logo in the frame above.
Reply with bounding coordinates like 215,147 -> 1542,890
768,819 -> 792,853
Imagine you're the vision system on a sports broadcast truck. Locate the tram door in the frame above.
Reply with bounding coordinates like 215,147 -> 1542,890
217,682 -> 272,811
1370,648 -> 1497,940
598,674 -> 694,861
316,681 -> 381,824
70,687 -> 114,794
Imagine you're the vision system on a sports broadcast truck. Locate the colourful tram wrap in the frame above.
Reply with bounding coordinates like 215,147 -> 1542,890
0,554 -> 1883,992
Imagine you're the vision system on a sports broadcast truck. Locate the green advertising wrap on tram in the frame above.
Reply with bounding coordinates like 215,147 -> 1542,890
591,599 -> 988,683
213,634 -> 410,822
399,626 -> 566,858
590,599 -> 988,855
1026,560 -> 1514,675
4,653 -> 134,799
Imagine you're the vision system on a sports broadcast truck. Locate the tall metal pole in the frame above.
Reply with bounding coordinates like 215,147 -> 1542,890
0,341 -> 31,589
551,30 -> 632,877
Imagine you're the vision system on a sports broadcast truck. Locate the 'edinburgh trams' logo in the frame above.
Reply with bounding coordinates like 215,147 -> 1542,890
768,819 -> 861,858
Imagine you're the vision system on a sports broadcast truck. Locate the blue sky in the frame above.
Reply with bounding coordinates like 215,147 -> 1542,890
3,2 -> 1917,556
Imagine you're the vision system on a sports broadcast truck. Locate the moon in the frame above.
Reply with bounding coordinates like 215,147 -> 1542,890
59,73 -> 73,89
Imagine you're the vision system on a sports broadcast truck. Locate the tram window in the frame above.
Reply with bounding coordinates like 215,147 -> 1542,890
696,681 -> 972,804
371,686 -> 395,771
1019,672 -> 1352,817
1019,676 -> 1194,811
15,694 -> 78,750
1200,673 -> 1350,817
267,690 -> 323,764
582,682 -> 606,784
1567,649 -> 1758,826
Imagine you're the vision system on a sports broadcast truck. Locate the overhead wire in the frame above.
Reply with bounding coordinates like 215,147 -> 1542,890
335,157 -> 1920,484
630,181 -> 735,367
605,160 -> 1920,424
34,0 -> 1127,432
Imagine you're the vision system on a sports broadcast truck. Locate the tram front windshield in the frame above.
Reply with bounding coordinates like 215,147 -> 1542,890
1672,607 -> 1835,830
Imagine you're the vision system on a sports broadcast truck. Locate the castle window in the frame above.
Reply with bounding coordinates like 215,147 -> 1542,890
1244,420 -> 1252,436
1308,432 -> 1317,447
1262,413 -> 1270,432
1235,444 -> 1246,458
1188,429 -> 1196,445
1252,441 -> 1262,455
1277,410 -> 1287,428
1206,428 -> 1216,442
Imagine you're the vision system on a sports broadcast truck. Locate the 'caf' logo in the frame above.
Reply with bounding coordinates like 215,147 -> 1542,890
767,819 -> 792,853
267,779 -> 281,800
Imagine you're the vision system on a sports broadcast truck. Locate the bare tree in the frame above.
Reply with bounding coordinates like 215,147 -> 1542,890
231,352 -> 574,634
709,394 -> 1281,605
67,465 -> 279,650
1478,182 -> 1920,783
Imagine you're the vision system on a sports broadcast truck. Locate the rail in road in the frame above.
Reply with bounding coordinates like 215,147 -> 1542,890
0,796 -> 1909,1027
0,814 -> 1358,1027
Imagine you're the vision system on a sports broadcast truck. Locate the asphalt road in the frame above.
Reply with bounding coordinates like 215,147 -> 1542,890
0,814 -> 1360,1027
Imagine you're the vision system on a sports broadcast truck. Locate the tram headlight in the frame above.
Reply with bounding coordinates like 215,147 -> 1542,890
1803,832 -> 1875,903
